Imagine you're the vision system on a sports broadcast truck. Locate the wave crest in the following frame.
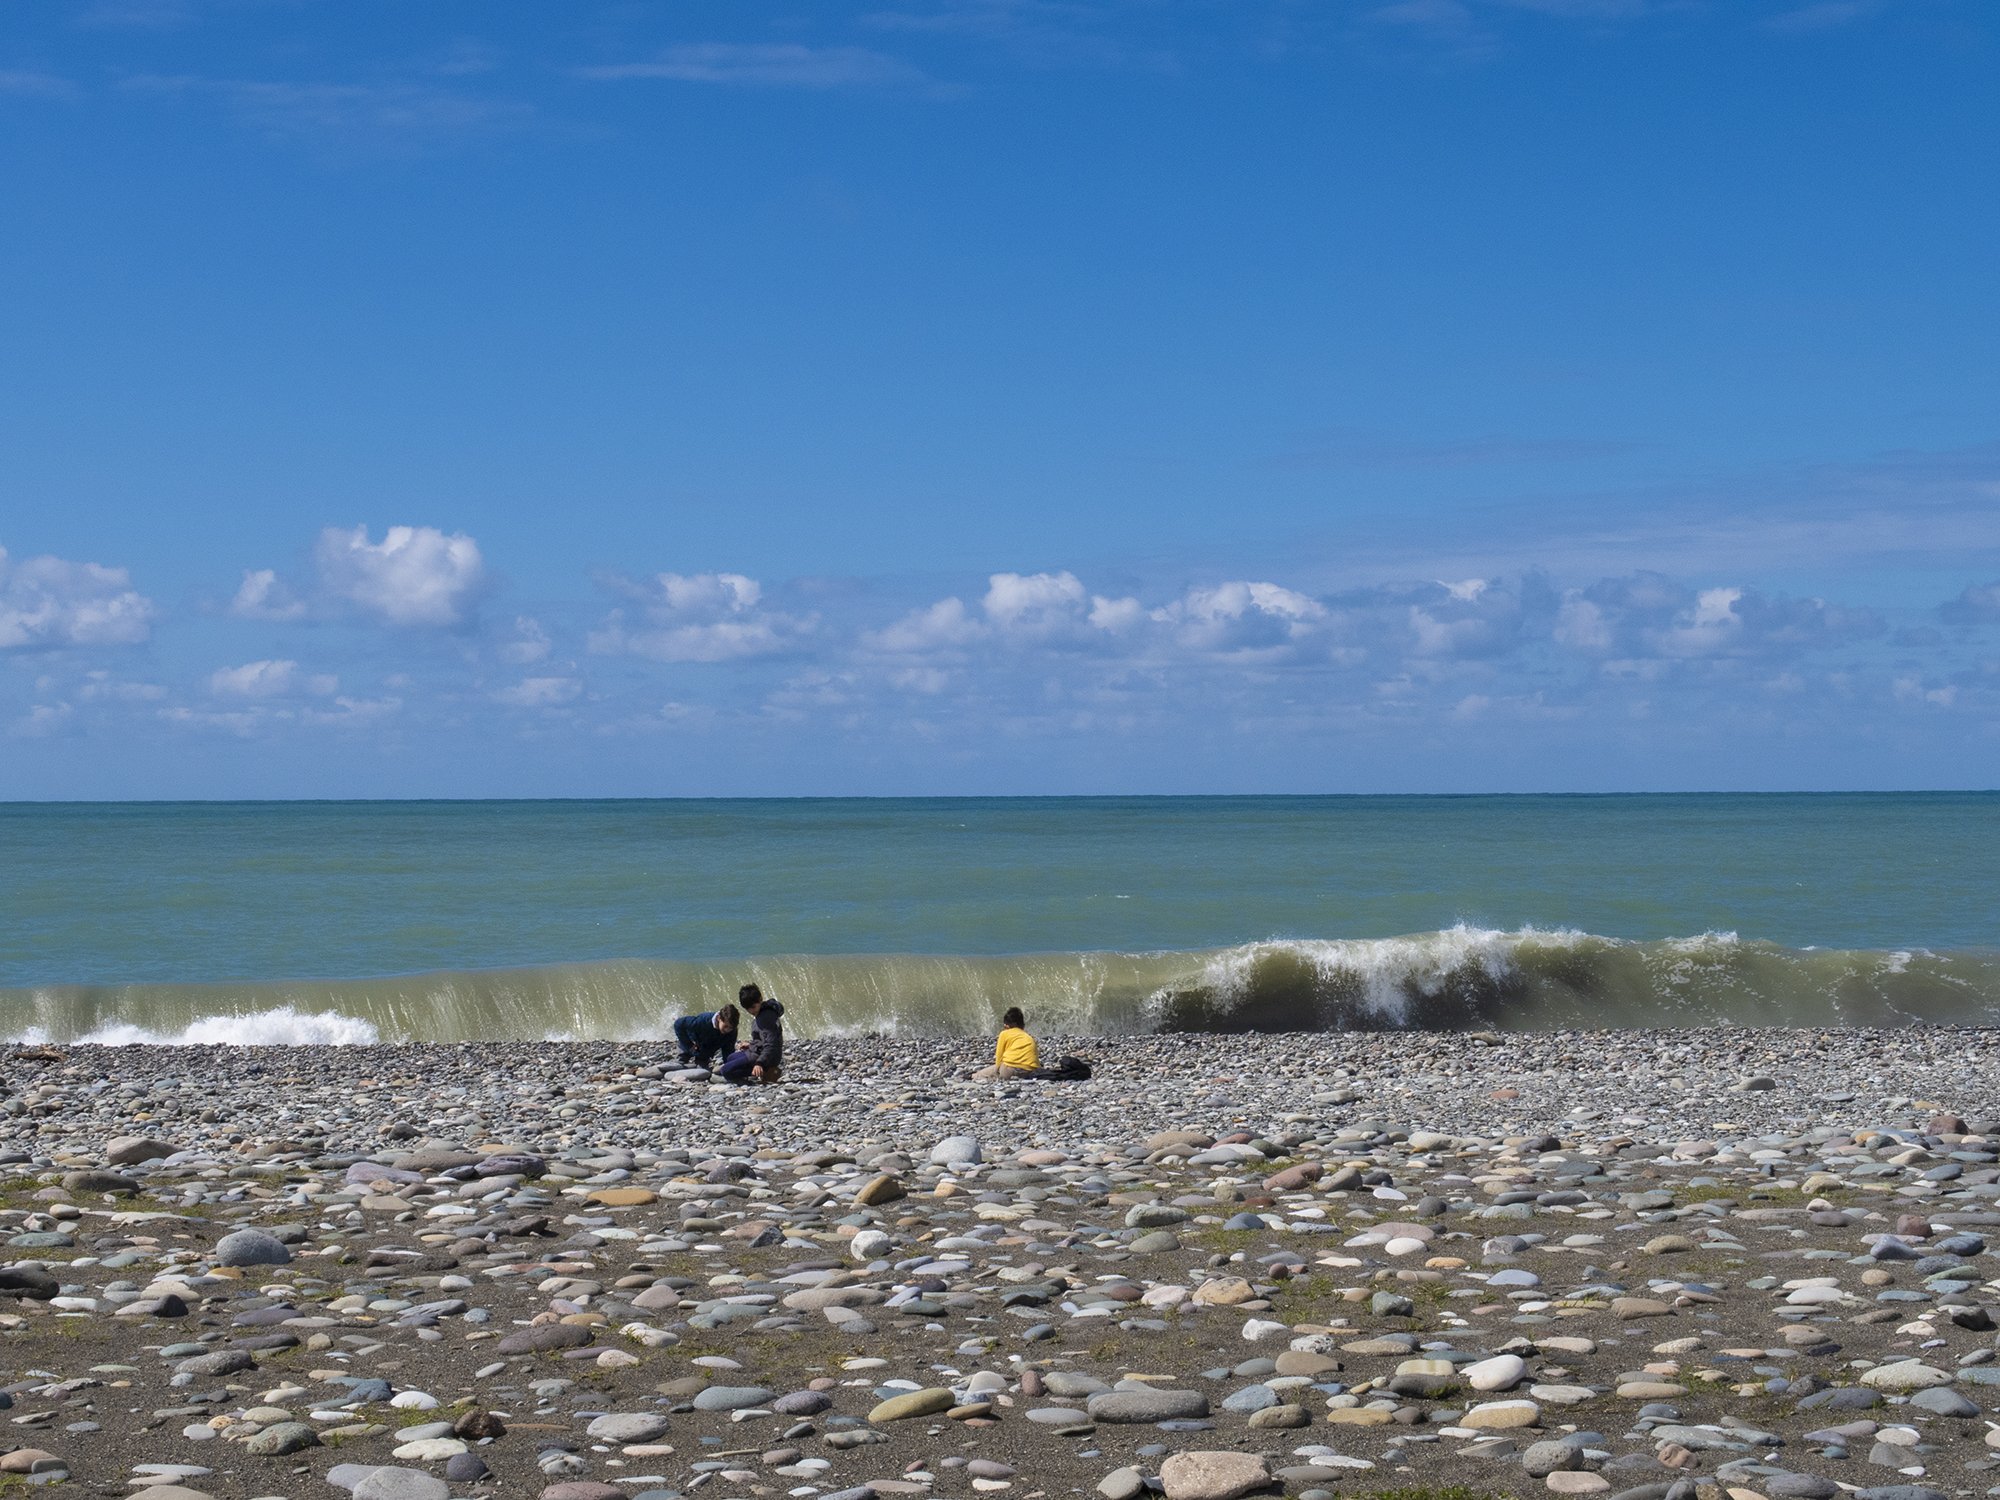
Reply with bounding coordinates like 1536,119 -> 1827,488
5,927 -> 1996,1044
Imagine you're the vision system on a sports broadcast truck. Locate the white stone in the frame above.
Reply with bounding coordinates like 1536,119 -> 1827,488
1860,1361 -> 1950,1392
390,1439 -> 466,1461
1530,1384 -> 1599,1406
849,1229 -> 893,1261
1462,1399 -> 1541,1430
929,1136 -> 982,1166
1464,1354 -> 1528,1391
1159,1451 -> 1272,1500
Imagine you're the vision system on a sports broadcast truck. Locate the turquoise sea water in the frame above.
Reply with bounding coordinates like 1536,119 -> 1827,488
2,794 -> 1996,1042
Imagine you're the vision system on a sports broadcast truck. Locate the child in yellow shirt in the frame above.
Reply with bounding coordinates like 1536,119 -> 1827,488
974,1007 -> 1038,1079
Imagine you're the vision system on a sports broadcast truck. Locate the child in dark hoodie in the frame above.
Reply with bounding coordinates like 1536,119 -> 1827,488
671,1003 -> 738,1069
718,983 -> 784,1084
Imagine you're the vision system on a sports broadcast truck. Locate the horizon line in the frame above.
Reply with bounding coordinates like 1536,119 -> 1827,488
4,787 -> 1998,809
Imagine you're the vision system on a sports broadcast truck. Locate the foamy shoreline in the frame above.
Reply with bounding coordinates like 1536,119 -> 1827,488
7,928 -> 2000,1049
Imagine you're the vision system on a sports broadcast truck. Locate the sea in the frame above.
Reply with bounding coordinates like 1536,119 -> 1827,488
2,793 -> 1996,1045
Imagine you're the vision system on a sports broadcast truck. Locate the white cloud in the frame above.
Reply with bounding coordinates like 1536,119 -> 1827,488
158,705 -> 264,737
983,570 -> 1087,633
865,597 -> 987,654
208,659 -> 335,698
314,524 -> 484,627
1941,580 -> 2000,627
620,618 -> 792,663
657,572 -> 761,614
230,567 -> 308,621
301,694 -> 400,726
494,676 -> 581,707
1154,580 -> 1327,656
1655,585 -> 1745,658
591,571 -> 813,663
1893,675 -> 1956,708
1556,573 -> 1879,664
867,572 -> 1333,676
0,545 -> 156,650
77,671 -> 167,703
1088,595 -> 1147,632
658,700 -> 718,728
980,569 -> 1147,645
766,669 -> 861,719
501,615 -> 552,664
211,659 -> 293,697
1553,596 -> 1612,650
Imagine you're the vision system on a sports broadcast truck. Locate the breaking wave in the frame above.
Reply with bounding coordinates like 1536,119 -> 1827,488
5,926 -> 1997,1045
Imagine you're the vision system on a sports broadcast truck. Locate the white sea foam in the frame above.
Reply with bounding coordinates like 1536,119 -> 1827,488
1662,930 -> 1742,952
66,1007 -> 379,1047
5,927 -> 1995,1043
1172,924 -> 1585,1024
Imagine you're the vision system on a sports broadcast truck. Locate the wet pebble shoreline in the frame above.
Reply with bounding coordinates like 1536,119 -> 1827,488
0,1027 -> 1996,1500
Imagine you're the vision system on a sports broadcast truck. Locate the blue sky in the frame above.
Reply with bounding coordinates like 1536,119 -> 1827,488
2,0 -> 1997,797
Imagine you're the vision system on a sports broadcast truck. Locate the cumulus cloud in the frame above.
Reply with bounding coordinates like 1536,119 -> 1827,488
1553,595 -> 1613,650
1553,572 -> 1880,664
986,571 -> 1147,645
230,568 -> 307,621
983,570 -> 1087,636
865,597 -> 988,655
1355,575 -> 1550,662
870,571 -> 1348,679
500,615 -> 552,664
1893,674 -> 1956,708
837,565 -> 1927,731
314,524 -> 484,627
493,676 -> 581,708
209,659 -> 338,698
869,571 -> 1150,661
658,572 -> 761,615
211,659 -> 297,697
19,538 -> 1984,765
0,545 -> 156,650
1154,581 -> 1327,658
1654,586 -> 1748,658
76,671 -> 166,703
590,571 -> 813,663
1940,580 -> 2000,627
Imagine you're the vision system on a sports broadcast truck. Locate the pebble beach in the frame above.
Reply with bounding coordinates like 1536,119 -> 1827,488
2,1028 -> 1998,1500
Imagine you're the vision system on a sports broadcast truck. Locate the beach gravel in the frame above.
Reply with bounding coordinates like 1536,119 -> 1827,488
0,1027 -> 1995,1497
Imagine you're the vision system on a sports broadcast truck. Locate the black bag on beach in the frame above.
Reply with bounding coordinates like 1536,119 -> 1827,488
1028,1054 -> 1092,1082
